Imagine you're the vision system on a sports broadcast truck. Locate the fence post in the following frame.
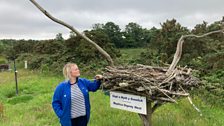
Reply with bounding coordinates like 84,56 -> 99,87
14,59 -> 18,95
24,61 -> 27,69
139,101 -> 152,126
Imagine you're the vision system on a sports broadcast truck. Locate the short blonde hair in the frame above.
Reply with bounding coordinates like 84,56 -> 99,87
63,63 -> 77,80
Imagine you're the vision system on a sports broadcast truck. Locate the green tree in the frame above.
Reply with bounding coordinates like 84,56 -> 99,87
103,22 -> 124,48
92,23 -> 104,30
55,33 -> 64,42
0,42 -> 4,54
69,31 -> 75,38
145,27 -> 161,49
139,19 -> 190,65
64,28 -> 120,65
13,40 -> 37,54
124,22 -> 149,48
159,19 -> 189,59
33,40 -> 65,54
4,44 -> 19,60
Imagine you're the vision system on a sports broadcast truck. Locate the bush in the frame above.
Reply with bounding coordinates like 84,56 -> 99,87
204,52 -> 224,70
0,59 -> 6,64
196,69 -> 224,107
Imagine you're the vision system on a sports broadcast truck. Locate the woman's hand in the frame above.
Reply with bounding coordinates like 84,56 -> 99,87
95,74 -> 103,80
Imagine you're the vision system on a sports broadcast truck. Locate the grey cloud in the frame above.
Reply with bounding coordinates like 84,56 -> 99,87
0,0 -> 224,39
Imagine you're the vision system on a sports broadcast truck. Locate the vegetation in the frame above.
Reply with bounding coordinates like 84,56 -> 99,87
0,17 -> 223,125
0,65 -> 223,126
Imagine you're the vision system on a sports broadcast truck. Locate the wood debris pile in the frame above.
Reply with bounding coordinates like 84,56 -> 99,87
102,64 -> 200,103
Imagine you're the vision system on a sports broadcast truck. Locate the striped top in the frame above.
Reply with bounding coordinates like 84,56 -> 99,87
71,83 -> 86,118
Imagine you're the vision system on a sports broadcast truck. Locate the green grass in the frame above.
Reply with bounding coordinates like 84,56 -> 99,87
0,56 -> 7,64
0,69 -> 224,126
116,48 -> 146,65
0,69 -> 61,126
0,48 -> 223,126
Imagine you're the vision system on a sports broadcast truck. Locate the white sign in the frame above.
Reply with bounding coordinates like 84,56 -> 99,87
110,91 -> 147,115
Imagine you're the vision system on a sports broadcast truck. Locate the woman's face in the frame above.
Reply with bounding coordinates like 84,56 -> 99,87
70,65 -> 80,78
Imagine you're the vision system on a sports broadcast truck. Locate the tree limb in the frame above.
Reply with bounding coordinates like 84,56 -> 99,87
29,0 -> 114,66
166,29 -> 224,76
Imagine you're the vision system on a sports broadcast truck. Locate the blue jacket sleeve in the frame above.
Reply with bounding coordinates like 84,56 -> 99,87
52,84 -> 63,118
84,78 -> 101,92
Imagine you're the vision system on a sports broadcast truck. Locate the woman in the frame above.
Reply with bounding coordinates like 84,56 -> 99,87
52,63 -> 103,126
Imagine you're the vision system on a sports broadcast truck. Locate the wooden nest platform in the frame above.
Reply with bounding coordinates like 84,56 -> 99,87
102,64 -> 200,103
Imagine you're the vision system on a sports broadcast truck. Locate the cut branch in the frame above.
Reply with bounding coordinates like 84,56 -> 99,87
29,0 -> 114,66
166,29 -> 224,76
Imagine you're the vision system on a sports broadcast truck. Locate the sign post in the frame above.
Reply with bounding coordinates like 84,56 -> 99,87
110,91 -> 147,115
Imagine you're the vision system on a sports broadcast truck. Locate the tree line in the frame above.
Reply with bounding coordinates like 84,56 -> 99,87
0,17 -> 223,73
0,17 -> 223,105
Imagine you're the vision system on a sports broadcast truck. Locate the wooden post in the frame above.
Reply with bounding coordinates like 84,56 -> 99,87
139,101 -> 152,126
13,59 -> 18,95
24,61 -> 27,69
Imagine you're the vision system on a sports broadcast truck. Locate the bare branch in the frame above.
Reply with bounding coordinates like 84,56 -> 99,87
166,29 -> 224,76
159,89 -> 189,96
29,0 -> 114,66
179,85 -> 202,116
103,65 -> 199,104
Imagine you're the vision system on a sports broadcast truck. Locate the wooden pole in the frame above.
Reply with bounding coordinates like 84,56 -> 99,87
139,101 -> 152,126
13,59 -> 18,95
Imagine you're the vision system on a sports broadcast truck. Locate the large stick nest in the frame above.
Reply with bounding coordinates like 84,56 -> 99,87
101,64 -> 200,103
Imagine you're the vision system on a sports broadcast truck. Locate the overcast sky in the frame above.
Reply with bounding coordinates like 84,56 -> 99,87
0,0 -> 223,40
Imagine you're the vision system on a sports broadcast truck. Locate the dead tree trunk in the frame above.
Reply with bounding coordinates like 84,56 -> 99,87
138,101 -> 163,126
29,0 -> 114,67
166,29 -> 224,76
139,101 -> 152,126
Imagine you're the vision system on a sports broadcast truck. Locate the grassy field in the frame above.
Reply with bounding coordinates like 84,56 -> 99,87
116,48 -> 147,65
0,48 -> 223,126
0,69 -> 224,126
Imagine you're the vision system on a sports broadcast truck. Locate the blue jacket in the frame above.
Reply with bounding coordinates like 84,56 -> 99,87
52,78 -> 101,126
